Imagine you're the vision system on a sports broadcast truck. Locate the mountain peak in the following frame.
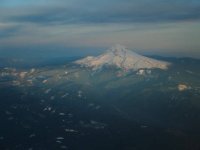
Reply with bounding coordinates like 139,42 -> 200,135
75,45 -> 171,71
108,44 -> 128,57
109,44 -> 127,52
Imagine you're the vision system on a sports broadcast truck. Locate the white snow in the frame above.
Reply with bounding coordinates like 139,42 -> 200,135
178,84 -> 188,91
43,106 -> 52,111
59,113 -> 65,116
42,79 -> 48,84
29,134 -> 36,138
77,90 -> 82,98
61,93 -> 69,98
56,137 -> 64,140
75,44 -> 170,71
60,145 -> 67,149
65,129 -> 78,133
56,140 -> 62,143
136,69 -> 145,75
19,72 -> 27,78
30,68 -> 35,74
44,89 -> 51,94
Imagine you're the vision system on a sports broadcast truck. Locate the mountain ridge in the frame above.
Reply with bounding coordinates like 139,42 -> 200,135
75,45 -> 171,71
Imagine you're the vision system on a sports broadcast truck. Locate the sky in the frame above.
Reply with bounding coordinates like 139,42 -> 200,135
0,0 -> 200,58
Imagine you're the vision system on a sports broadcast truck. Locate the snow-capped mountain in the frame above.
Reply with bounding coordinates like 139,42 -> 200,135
75,44 -> 170,71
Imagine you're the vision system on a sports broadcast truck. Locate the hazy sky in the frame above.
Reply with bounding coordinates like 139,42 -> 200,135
0,0 -> 200,58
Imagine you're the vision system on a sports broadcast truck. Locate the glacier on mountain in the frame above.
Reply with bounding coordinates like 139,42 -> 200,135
75,44 -> 170,71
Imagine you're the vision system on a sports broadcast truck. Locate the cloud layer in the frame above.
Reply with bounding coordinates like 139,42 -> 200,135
1,0 -> 200,24
0,0 -> 200,58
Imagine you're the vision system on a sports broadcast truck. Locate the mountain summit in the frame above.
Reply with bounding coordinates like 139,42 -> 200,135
75,44 -> 170,71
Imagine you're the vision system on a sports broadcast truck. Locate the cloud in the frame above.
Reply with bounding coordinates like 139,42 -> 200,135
0,23 -> 21,38
1,0 -> 200,25
0,0 -> 200,58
